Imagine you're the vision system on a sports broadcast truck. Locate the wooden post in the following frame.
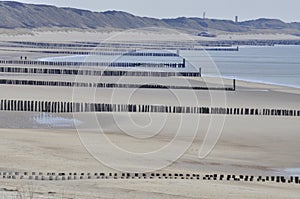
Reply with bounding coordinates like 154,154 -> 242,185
233,79 -> 236,91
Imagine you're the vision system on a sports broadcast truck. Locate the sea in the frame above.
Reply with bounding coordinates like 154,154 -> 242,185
195,45 -> 300,88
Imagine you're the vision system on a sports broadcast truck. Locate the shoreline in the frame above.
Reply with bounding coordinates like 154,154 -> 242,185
219,75 -> 300,90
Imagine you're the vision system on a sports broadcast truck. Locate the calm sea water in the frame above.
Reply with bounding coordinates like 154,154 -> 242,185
198,45 -> 300,88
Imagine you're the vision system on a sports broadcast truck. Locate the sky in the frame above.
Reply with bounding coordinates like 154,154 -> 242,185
13,0 -> 300,22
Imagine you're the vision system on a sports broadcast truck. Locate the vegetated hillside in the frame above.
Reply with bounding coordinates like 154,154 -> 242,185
0,1 -> 299,33
0,1 -> 171,29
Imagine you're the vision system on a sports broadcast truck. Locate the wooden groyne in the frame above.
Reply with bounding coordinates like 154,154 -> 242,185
1,41 -> 240,51
11,47 -> 238,55
7,49 -> 181,57
0,60 -> 186,68
0,66 -> 201,77
0,99 -> 299,117
0,79 -> 234,91
0,171 -> 298,185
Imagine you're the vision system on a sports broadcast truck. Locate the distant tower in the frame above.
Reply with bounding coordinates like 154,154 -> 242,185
203,12 -> 206,19
235,16 -> 238,23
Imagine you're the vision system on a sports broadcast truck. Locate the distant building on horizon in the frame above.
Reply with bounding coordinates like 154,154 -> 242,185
235,16 -> 239,23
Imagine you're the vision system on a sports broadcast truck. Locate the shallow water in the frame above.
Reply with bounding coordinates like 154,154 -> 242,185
33,113 -> 81,128
204,45 -> 300,88
282,168 -> 300,176
0,112 -> 78,129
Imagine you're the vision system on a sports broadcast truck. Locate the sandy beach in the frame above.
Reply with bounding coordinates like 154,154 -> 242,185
0,30 -> 299,198
1,28 -> 299,43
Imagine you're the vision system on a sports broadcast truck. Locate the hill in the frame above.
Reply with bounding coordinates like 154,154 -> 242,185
0,1 -> 300,34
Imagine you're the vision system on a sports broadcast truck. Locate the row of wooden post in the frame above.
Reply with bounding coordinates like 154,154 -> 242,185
28,50 -> 180,57
0,171 -> 299,184
0,66 -> 201,77
0,78 -> 231,91
0,99 -> 299,116
0,60 -> 185,68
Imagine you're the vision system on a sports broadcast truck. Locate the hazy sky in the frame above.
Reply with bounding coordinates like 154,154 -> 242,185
15,0 -> 300,22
